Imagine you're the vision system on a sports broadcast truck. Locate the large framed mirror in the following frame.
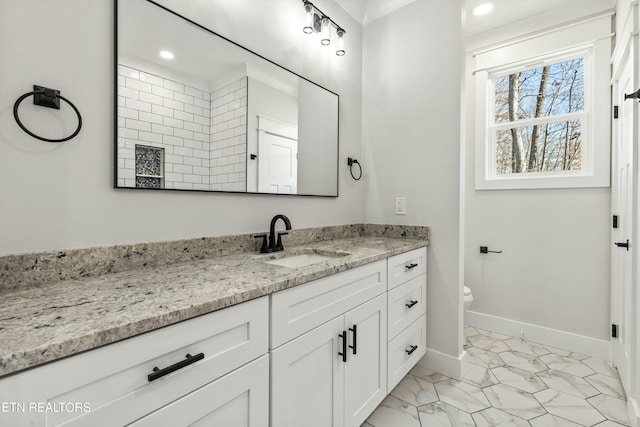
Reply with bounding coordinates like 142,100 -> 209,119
115,0 -> 339,196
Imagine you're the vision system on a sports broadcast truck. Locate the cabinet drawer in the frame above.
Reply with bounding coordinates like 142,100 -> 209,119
271,260 -> 386,349
387,247 -> 427,290
0,297 -> 268,427
388,315 -> 426,392
388,274 -> 426,340
129,354 -> 269,427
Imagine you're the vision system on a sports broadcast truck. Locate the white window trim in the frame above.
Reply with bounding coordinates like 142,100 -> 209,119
473,16 -> 611,190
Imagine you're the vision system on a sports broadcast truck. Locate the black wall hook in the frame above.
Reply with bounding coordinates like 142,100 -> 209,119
624,89 -> 640,101
13,85 -> 82,143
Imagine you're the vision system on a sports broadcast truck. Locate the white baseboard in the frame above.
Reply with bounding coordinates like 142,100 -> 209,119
465,310 -> 610,360
628,396 -> 640,427
419,348 -> 466,380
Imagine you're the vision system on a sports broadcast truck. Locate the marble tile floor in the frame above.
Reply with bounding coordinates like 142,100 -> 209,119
362,327 -> 630,427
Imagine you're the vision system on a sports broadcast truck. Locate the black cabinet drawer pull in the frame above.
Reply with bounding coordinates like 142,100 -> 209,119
405,345 -> 418,355
338,331 -> 347,363
405,263 -> 418,270
349,324 -> 357,355
405,300 -> 418,308
148,353 -> 204,382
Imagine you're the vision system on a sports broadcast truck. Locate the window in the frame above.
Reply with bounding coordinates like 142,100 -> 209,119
473,16 -> 611,190
493,54 -> 587,175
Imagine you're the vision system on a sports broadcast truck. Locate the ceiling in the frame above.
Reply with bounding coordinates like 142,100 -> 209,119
464,0 -> 589,36
333,0 -> 417,25
334,0 -> 599,34
119,0 -> 299,94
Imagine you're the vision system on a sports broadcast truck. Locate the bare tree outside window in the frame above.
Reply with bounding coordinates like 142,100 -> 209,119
493,58 -> 584,175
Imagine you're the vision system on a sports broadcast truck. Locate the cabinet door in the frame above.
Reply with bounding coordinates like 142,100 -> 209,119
271,316 -> 345,427
128,355 -> 269,427
343,294 -> 387,427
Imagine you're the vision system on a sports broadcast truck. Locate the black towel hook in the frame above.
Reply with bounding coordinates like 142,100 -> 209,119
13,85 -> 82,143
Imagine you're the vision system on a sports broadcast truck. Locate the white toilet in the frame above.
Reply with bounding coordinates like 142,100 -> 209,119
464,286 -> 474,311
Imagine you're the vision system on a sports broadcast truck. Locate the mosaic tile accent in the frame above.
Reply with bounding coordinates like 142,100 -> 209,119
135,176 -> 162,189
135,145 -> 162,176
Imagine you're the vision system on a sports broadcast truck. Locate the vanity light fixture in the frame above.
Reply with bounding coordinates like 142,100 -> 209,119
159,50 -> 175,60
302,0 -> 346,56
320,17 -> 331,46
336,29 -> 345,56
303,2 -> 314,33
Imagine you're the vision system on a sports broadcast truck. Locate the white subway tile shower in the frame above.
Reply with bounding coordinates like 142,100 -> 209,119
210,77 -> 248,192
117,65 -> 248,190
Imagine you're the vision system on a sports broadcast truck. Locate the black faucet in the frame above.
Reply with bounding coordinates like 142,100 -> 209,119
269,214 -> 292,252
254,214 -> 292,253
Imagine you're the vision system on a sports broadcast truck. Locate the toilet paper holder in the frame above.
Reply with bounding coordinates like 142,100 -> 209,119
480,246 -> 502,254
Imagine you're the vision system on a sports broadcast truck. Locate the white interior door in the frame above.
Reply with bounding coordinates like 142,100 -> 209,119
611,48 -> 634,393
257,116 -> 298,194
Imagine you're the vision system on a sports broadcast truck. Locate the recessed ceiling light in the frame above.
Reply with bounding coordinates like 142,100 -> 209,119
159,50 -> 174,60
473,3 -> 493,16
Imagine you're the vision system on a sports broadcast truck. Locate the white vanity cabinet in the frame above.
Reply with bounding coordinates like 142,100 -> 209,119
1,245 -> 428,427
270,261 -> 388,427
386,247 -> 427,391
129,355 -> 269,427
0,296 -> 269,427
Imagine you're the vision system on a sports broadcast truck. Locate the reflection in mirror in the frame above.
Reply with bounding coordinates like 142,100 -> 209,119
115,0 -> 338,196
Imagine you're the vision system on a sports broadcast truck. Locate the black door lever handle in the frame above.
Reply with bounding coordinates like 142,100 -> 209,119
615,240 -> 630,251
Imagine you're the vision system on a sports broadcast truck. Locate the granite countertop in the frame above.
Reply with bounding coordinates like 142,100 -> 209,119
0,236 -> 427,377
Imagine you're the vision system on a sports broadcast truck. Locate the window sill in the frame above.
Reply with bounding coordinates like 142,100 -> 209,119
475,172 -> 610,190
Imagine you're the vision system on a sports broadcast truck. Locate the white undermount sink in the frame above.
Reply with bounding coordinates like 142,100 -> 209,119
264,250 -> 349,268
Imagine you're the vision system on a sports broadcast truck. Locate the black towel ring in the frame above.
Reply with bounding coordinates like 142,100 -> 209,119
348,157 -> 362,181
13,85 -> 82,143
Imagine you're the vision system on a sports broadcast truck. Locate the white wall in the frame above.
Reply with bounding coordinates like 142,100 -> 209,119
297,79 -> 339,196
246,78 -> 298,193
362,0 -> 464,364
0,0 -> 364,256
464,5 -> 613,343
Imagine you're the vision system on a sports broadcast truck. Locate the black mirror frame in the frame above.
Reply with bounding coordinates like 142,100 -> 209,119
113,0 -> 339,197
